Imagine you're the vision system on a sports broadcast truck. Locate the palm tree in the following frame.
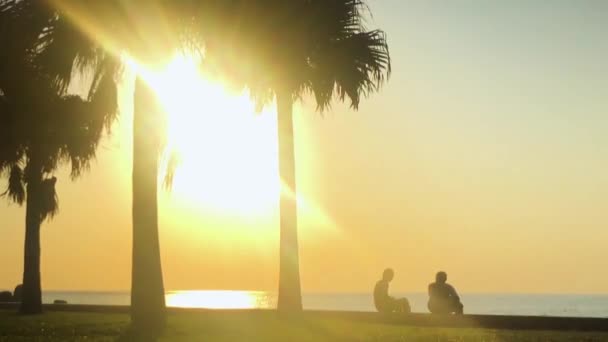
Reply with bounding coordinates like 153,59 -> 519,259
11,0 -> 199,327
0,0 -> 118,314
73,3 -> 190,330
201,0 -> 391,311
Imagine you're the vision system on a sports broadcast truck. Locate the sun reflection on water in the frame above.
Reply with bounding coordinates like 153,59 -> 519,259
165,290 -> 270,309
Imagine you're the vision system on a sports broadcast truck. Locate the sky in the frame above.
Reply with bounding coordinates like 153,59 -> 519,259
1,0 -> 607,294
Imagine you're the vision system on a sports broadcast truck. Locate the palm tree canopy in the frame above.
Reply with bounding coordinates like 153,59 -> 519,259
46,0 -> 198,64
198,0 -> 391,110
0,0 -> 118,218
31,0 -> 216,191
3,0 -> 390,196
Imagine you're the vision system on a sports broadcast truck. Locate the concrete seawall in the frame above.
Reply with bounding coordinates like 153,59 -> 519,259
1,303 -> 607,332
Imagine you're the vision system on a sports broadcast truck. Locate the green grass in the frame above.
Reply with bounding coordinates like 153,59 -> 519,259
1,310 -> 607,341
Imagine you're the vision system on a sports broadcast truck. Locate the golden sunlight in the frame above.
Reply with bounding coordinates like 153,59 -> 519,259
140,54 -> 280,216
165,290 -> 268,309
124,53 -> 339,237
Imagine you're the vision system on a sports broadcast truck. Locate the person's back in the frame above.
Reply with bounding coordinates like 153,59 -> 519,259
428,271 -> 463,314
373,268 -> 410,313
428,282 -> 458,307
429,282 -> 457,301
374,278 -> 390,311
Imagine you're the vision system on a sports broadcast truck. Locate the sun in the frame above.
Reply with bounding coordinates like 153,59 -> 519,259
124,53 -> 339,238
139,54 -> 280,216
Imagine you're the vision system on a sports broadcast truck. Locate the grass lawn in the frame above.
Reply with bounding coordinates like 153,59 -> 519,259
1,310 -> 608,341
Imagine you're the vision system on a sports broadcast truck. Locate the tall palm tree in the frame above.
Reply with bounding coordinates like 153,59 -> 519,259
201,0 -> 391,311
0,0 -> 118,314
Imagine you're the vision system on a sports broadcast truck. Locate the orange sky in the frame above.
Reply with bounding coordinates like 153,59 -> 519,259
1,0 -> 607,294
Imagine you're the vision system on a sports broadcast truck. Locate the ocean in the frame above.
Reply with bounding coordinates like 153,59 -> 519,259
39,291 -> 608,318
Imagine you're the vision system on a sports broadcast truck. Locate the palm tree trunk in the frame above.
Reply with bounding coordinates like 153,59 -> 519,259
20,160 -> 43,314
131,76 -> 166,331
276,89 -> 303,312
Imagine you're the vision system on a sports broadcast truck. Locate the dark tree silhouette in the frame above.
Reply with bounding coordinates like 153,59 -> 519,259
0,0 -> 118,314
201,0 -> 391,311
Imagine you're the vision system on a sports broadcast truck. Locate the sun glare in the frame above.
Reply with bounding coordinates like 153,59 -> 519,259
134,54 -> 280,216
165,290 -> 265,309
124,53 -> 339,237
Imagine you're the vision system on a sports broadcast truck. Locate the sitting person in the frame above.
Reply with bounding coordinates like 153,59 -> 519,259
428,271 -> 463,314
374,268 -> 410,313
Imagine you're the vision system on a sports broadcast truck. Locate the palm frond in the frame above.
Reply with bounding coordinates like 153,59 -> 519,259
36,12 -> 99,94
311,29 -> 390,111
89,55 -> 120,131
1,165 -> 26,205
39,176 -> 58,221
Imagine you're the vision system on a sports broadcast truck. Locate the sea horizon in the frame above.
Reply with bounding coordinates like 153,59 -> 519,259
24,290 -> 608,318
33,289 -> 608,295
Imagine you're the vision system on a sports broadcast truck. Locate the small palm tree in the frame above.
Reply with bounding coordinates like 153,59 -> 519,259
1,0 -> 118,314
201,0 -> 391,311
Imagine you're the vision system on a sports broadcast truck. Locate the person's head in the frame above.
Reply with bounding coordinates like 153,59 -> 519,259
382,268 -> 394,282
436,271 -> 447,283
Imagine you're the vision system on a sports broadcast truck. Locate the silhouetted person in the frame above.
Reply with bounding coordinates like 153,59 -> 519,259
374,268 -> 410,313
428,271 -> 463,314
